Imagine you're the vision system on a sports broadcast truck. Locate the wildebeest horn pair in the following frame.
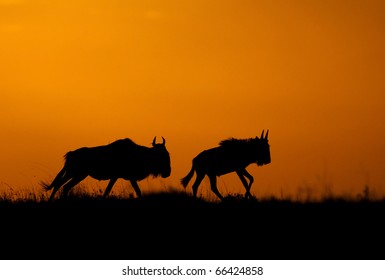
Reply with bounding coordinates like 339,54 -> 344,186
152,136 -> 166,146
259,129 -> 269,140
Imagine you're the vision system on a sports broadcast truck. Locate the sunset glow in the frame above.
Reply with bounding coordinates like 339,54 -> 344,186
1,0 -> 384,200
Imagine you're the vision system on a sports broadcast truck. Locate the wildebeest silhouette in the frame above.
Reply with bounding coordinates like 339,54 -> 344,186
42,137 -> 171,201
181,130 -> 271,200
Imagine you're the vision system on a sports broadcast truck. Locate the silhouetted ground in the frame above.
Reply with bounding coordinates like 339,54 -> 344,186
1,191 -> 385,260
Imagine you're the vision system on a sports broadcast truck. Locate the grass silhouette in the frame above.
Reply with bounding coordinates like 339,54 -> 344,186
1,185 -> 384,260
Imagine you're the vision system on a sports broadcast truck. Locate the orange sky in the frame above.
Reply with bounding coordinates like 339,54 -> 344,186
1,0 -> 384,200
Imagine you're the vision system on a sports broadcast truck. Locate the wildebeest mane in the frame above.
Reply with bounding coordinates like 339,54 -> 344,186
63,138 -> 137,158
219,137 -> 256,147
218,137 -> 258,157
107,138 -> 137,147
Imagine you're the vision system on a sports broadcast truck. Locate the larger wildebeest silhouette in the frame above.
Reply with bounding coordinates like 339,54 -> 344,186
181,130 -> 271,200
42,137 -> 171,201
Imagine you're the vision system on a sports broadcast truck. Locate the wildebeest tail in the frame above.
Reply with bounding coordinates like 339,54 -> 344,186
181,165 -> 195,188
40,165 -> 66,191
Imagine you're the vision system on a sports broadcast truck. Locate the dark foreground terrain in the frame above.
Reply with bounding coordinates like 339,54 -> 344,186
1,191 -> 385,260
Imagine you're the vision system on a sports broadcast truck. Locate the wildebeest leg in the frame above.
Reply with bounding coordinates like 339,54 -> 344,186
208,174 -> 223,201
236,169 -> 254,198
62,176 -> 87,198
103,178 -> 118,198
129,180 -> 142,197
191,172 -> 205,198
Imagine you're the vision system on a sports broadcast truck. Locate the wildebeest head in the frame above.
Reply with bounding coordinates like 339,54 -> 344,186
255,130 -> 271,166
151,136 -> 171,178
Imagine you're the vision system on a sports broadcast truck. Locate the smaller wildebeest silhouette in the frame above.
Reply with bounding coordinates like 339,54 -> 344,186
181,130 -> 271,200
42,137 -> 171,201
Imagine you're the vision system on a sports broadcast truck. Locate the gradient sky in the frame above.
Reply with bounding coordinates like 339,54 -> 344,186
1,0 -> 384,200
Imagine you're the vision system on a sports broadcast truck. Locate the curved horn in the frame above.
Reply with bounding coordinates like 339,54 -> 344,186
152,136 -> 157,146
265,129 -> 269,139
260,130 -> 265,139
161,137 -> 166,145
